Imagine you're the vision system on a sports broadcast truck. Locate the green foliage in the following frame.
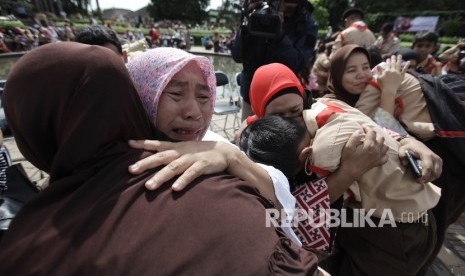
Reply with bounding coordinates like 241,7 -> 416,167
364,13 -> 393,32
0,20 -> 25,29
311,6 -> 330,29
61,0 -> 89,16
148,0 -> 209,24
212,0 -> 242,28
441,15 -> 465,37
111,26 -> 149,36
398,33 -> 415,43
309,0 -> 465,36
399,33 -> 460,45
317,30 -> 327,37
190,29 -> 230,37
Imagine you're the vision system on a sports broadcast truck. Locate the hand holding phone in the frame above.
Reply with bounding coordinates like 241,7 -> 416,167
405,150 -> 422,178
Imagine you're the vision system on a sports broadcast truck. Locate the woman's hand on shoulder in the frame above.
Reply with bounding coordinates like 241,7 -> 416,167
128,140 -> 237,191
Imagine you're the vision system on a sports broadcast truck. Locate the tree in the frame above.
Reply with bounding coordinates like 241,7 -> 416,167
148,0 -> 209,24
214,0 -> 241,26
313,0 -> 347,31
309,0 -> 329,28
95,0 -> 104,24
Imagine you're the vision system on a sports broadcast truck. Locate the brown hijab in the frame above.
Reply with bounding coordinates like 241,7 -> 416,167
4,42 -> 154,180
0,43 -> 318,275
327,44 -> 371,107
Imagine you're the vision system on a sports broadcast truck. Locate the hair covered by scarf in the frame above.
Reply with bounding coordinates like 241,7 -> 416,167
4,42 -> 153,177
327,44 -> 371,107
126,47 -> 216,125
249,63 -> 304,118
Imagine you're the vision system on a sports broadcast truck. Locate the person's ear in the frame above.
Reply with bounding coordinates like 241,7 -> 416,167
122,50 -> 128,63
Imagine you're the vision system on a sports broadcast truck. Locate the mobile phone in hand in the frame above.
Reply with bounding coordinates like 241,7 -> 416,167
405,151 -> 422,178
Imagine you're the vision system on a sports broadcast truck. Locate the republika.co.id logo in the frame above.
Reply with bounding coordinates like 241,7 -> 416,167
266,208 -> 429,228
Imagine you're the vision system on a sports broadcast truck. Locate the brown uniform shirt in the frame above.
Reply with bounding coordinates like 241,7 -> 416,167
356,73 -> 435,141
303,99 -> 440,222
332,21 -> 376,55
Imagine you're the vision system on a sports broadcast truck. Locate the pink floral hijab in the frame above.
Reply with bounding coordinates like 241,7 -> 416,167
126,47 -> 216,124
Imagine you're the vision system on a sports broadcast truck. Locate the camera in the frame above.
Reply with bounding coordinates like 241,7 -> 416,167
246,0 -> 282,39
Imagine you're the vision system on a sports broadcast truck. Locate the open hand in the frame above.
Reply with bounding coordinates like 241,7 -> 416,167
128,140 -> 236,191
377,55 -> 409,94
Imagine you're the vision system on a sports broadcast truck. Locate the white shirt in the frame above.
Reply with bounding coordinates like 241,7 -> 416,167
202,130 -> 301,246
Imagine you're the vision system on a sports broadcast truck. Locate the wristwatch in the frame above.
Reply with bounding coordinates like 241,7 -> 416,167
396,134 -> 410,142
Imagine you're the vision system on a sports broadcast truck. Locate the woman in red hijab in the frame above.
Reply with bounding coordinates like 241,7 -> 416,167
0,42 -> 319,275
249,63 -> 305,120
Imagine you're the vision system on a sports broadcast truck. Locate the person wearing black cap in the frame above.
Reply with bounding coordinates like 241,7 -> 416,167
411,31 -> 442,75
331,7 -> 376,56
394,48 -> 420,70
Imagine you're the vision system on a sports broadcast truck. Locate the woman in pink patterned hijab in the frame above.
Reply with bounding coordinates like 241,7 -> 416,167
127,47 -> 216,141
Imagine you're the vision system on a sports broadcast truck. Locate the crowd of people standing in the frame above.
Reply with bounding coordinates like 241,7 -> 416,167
0,1 -> 464,275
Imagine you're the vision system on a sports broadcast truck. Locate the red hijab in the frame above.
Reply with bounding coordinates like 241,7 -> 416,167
327,44 -> 371,107
249,63 -> 304,119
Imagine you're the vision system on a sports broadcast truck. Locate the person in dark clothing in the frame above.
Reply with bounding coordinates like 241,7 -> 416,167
231,0 -> 318,120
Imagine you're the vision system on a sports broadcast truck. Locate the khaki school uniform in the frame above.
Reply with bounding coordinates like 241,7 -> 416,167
304,98 -> 440,275
303,98 -> 440,221
356,73 -> 436,141
332,21 -> 376,55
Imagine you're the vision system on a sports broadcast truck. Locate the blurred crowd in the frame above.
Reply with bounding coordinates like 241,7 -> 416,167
0,14 -> 236,56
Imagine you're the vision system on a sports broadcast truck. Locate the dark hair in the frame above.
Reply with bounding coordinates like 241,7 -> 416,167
266,87 -> 302,109
75,25 -> 123,54
412,31 -> 439,46
341,7 -> 364,21
380,23 -> 394,34
366,45 -> 383,68
394,48 -> 420,63
239,115 -> 307,177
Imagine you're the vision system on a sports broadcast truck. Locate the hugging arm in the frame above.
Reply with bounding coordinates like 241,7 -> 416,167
128,140 -> 282,209
397,137 -> 442,184
325,126 -> 388,203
